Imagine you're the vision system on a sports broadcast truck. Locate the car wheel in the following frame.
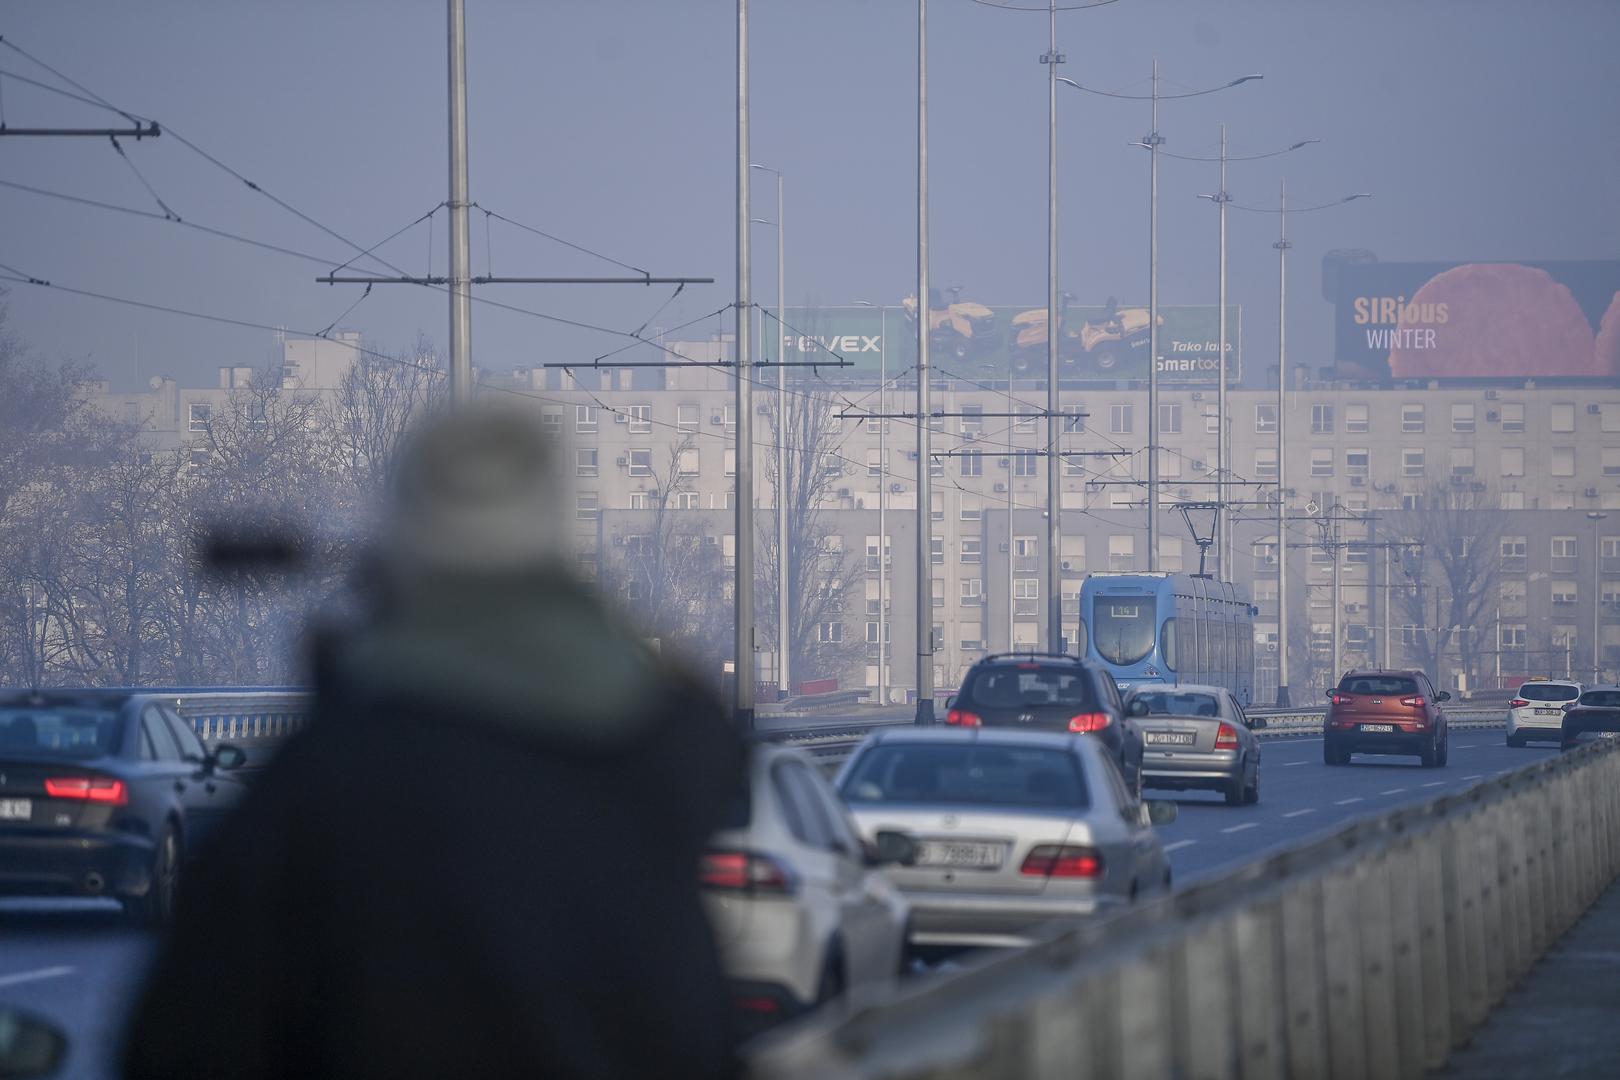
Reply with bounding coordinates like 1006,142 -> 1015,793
1323,740 -> 1347,766
1223,770 -> 1245,806
1507,733 -> 1525,748
1420,736 -> 1439,768
1244,766 -> 1260,805
815,943 -> 846,1006
125,824 -> 179,928
1437,736 -> 1449,767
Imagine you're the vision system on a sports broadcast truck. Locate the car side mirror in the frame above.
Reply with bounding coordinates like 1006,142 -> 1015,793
1435,691 -> 1452,703
210,744 -> 248,771
945,695 -> 957,709
1146,801 -> 1178,826
1126,699 -> 1150,718
867,830 -> 917,867
0,1007 -> 68,1079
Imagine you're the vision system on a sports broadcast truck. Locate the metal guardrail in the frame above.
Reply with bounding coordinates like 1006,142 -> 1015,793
746,739 -> 1620,1079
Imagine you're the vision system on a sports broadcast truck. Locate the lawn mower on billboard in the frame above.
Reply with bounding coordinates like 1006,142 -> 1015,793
902,286 -> 1001,361
1010,296 -> 1158,376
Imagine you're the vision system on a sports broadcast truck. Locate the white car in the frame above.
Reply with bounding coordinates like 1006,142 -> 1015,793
701,743 -> 911,1034
1506,679 -> 1582,746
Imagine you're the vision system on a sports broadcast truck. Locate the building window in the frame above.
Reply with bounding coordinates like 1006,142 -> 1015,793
722,534 -> 736,569
1255,404 -> 1277,434
1601,404 -> 1620,433
677,404 -> 700,431
1450,447 -> 1475,476
1401,404 -> 1425,433
1253,536 -> 1278,571
723,405 -> 736,433
1500,579 -> 1527,616
625,404 -> 651,434
576,449 -> 599,477
576,493 -> 599,520
1603,448 -> 1620,476
1108,489 -> 1134,510
1014,451 -> 1038,477
931,537 -> 945,566
683,492 -> 704,510
1499,625 -> 1527,651
1061,451 -> 1085,477
1551,581 -> 1578,606
1346,448 -> 1370,477
1346,543 -> 1370,565
932,579 -> 945,609
866,448 -> 883,477
1204,408 -> 1220,435
961,537 -> 982,564
1015,408 -> 1038,434
1550,447 -> 1576,477
629,492 -> 648,511
1500,535 -> 1527,564
1550,491 -> 1576,510
575,405 -> 597,434
1310,448 -> 1334,477
540,408 -> 563,437
960,495 -> 982,521
1500,447 -> 1524,477
960,404 -> 983,434
1402,448 -> 1426,477
1254,448 -> 1278,479
960,450 -> 983,477
960,579 -> 983,605
1014,578 -> 1040,616
932,491 -> 945,521
865,536 -> 890,573
1604,582 -> 1620,606
1063,409 -> 1086,434
818,622 -> 844,644
1111,404 -> 1134,435
1159,449 -> 1182,479
1451,403 -> 1475,433
1500,402 -> 1525,433
1550,403 -> 1576,433
1158,536 -> 1184,573
1603,536 -> 1620,560
1108,534 -> 1135,571
1501,490 -> 1525,510
677,449 -> 699,477
1552,536 -> 1577,559
628,448 -> 652,476
1345,404 -> 1370,434
724,448 -> 736,477
1160,403 -> 1182,435
1311,404 -> 1334,434
187,402 -> 212,432
1060,536 -> 1084,573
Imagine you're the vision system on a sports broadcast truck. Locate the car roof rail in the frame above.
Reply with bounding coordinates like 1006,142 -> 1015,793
979,650 -> 1080,664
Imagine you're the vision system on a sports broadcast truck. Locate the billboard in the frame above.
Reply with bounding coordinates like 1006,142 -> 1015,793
775,302 -> 1240,383
1332,260 -> 1620,381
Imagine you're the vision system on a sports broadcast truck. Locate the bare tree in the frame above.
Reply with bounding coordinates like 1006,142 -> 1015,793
329,334 -> 445,493
1392,485 -> 1505,689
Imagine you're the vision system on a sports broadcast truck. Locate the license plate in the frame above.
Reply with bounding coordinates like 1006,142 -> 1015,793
1536,709 -> 1562,716
1145,732 -> 1196,746
914,840 -> 1004,869
0,798 -> 31,821
1360,724 -> 1396,733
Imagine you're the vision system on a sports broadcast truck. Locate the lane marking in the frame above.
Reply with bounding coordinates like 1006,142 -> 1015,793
1455,744 -> 1476,749
1464,774 -> 1484,781
0,966 -> 74,990
1421,781 -> 1445,788
1283,808 -> 1317,818
1380,788 -> 1408,795
1221,822 -> 1259,834
1335,797 -> 1364,806
1163,840 -> 1199,853
1282,761 -> 1308,768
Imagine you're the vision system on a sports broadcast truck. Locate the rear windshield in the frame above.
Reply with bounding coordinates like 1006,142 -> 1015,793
0,707 -> 122,759
1519,683 -> 1580,702
961,665 -> 1096,709
1130,690 -> 1222,718
841,743 -> 1089,810
1579,691 -> 1620,709
1338,675 -> 1419,696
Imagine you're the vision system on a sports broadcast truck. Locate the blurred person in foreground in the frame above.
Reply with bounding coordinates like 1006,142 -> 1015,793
123,403 -> 746,1079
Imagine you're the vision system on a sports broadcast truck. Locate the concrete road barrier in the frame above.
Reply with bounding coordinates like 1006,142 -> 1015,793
746,741 -> 1620,1079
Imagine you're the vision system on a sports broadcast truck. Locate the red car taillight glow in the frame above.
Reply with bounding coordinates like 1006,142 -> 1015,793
1330,693 -> 1350,706
1508,698 -> 1529,709
1068,712 -> 1113,733
945,708 -> 983,727
1214,723 -> 1240,751
43,777 -> 127,805
1020,845 -> 1104,878
1400,696 -> 1426,708
700,851 -> 796,895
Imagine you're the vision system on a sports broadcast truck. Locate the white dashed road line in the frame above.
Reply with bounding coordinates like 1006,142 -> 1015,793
1421,781 -> 1446,788
1335,797 -> 1364,806
1282,808 -> 1316,818
1282,761 -> 1308,767
1380,788 -> 1407,795
1163,840 -> 1199,853
1455,744 -> 1476,749
1464,774 -> 1484,781
0,966 -> 74,990
1221,822 -> 1259,834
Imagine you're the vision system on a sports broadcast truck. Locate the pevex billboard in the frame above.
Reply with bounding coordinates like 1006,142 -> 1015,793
1331,260 -> 1620,381
775,301 -> 1240,383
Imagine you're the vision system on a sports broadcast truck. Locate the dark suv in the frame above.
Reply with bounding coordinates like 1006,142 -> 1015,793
944,653 -> 1145,796
1322,669 -> 1451,767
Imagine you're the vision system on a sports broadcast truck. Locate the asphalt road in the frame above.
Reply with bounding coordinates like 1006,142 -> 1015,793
0,723 -> 1560,1079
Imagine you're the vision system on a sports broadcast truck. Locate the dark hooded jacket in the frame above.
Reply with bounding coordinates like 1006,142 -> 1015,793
123,570 -> 745,1080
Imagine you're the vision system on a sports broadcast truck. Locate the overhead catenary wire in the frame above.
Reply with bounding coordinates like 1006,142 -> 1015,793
106,135 -> 178,220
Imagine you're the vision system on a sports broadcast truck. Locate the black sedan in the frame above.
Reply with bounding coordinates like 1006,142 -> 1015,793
1561,686 -> 1620,750
0,690 -> 248,922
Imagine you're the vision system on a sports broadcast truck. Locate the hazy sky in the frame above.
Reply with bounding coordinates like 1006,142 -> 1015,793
3,0 -> 1617,391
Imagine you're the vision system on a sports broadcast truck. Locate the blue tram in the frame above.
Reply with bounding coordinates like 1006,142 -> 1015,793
1076,573 -> 1257,703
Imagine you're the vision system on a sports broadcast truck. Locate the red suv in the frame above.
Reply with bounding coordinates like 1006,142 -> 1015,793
1323,670 -> 1451,767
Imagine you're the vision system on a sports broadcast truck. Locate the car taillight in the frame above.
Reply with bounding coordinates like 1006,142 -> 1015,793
1068,712 -> 1113,733
699,851 -> 796,894
1400,696 -> 1425,708
945,708 -> 983,727
1021,845 -> 1104,878
43,777 -> 128,805
1330,693 -> 1350,706
1508,699 -> 1529,709
1214,723 -> 1240,751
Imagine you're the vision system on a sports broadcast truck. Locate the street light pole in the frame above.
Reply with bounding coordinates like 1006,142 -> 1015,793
734,0 -> 756,733
1044,0 -> 1064,648
446,0 -> 472,404
1274,177 -> 1290,706
1215,125 -> 1230,580
915,0 -> 935,725
1146,58 -> 1161,571
750,163 -> 787,699
1590,511 -> 1608,682
857,300 -> 889,704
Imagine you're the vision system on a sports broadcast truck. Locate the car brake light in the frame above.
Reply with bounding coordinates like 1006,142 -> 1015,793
1021,845 -> 1104,878
946,708 -> 983,727
1214,723 -> 1239,750
1400,696 -> 1425,707
700,851 -> 796,894
1330,693 -> 1350,706
1068,712 -> 1112,733
735,996 -> 782,1014
44,777 -> 128,805
1508,699 -> 1529,709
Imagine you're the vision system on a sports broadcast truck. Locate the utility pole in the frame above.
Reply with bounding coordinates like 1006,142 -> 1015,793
1274,177 -> 1290,706
877,307 -> 889,706
1214,124 -> 1231,580
1382,540 -> 1393,668
749,163 -> 787,699
1590,511 -> 1608,682
734,0 -> 756,732
447,0 -> 473,403
1043,0 -> 1064,649
915,0 -> 935,725
1146,58 -> 1162,572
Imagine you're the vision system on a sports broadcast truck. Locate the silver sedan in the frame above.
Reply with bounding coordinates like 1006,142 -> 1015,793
1125,684 -> 1262,806
836,728 -> 1175,952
